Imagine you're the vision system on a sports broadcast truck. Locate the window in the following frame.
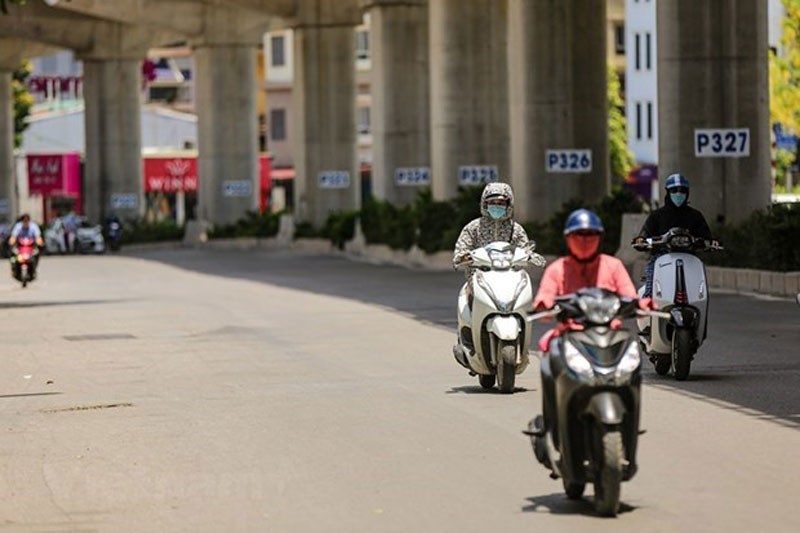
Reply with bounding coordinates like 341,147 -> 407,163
357,106 -> 371,135
271,35 -> 285,67
646,33 -> 652,70
636,102 -> 642,140
270,108 -> 286,141
647,102 -> 653,139
635,33 -> 640,70
356,30 -> 370,61
614,24 -> 625,55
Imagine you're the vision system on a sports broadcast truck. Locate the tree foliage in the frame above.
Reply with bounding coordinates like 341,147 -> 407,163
608,64 -> 635,181
770,0 -> 800,134
12,61 -> 33,148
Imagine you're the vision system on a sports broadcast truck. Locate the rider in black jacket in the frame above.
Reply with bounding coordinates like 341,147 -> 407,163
634,173 -> 716,298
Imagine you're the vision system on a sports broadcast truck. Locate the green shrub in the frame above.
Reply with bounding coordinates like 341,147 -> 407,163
595,187 -> 645,254
359,197 -> 416,250
121,219 -> 185,244
415,190 -> 459,254
208,210 -> 281,239
293,221 -> 319,239
321,211 -> 359,249
707,203 -> 800,271
313,186 -> 647,258
523,188 -> 644,256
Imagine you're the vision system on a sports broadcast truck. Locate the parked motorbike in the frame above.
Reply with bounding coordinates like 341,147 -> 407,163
452,241 -> 546,393
10,236 -> 39,288
104,218 -> 122,252
633,228 -> 722,380
525,288 -> 668,516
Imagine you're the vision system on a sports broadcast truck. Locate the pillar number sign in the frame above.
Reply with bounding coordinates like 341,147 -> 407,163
546,150 -> 592,173
111,193 -> 138,209
695,128 -> 750,157
458,165 -> 499,186
222,180 -> 253,197
318,171 -> 351,189
395,167 -> 431,186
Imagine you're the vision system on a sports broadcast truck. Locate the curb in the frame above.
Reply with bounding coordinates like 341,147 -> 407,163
121,237 -> 798,300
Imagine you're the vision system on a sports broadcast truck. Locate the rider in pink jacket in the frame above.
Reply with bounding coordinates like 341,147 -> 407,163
534,209 -> 638,311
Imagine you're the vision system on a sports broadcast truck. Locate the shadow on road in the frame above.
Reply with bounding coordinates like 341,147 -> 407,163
0,299 -> 129,310
522,493 -> 636,516
132,248 -> 800,429
446,385 -> 532,395
0,392 -> 63,399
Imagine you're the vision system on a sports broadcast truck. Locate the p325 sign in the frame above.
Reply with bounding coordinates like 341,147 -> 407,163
546,150 -> 592,173
695,129 -> 750,157
318,171 -> 351,189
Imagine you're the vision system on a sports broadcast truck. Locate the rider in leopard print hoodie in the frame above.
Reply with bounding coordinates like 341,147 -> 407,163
452,182 -> 530,271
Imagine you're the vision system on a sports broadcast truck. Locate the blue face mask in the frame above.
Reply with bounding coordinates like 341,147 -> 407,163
487,205 -> 507,219
670,192 -> 687,207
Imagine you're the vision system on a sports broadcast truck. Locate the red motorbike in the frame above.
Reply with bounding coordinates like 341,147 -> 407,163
11,236 -> 38,288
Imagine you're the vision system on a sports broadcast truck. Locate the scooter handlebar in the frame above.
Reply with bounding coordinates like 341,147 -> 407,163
636,309 -> 671,320
526,307 -> 561,323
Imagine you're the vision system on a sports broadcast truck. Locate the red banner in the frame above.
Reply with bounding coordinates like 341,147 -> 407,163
28,154 -> 64,194
144,157 -> 199,193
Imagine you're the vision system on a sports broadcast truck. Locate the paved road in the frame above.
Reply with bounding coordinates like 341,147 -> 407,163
0,249 -> 797,532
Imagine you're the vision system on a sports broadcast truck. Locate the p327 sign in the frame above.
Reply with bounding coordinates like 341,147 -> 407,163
695,129 -> 750,157
546,150 -> 592,173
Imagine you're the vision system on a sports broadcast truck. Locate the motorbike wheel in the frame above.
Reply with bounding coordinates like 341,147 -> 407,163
496,342 -> 517,394
478,374 -> 495,390
563,479 -> 585,500
654,355 -> 671,376
672,329 -> 693,381
593,430 -> 624,517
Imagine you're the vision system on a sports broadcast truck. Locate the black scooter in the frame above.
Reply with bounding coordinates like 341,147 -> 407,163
525,288 -> 668,516
104,217 -> 123,252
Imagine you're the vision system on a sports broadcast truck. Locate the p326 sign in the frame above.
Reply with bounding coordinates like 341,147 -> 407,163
695,129 -> 750,157
546,150 -> 592,173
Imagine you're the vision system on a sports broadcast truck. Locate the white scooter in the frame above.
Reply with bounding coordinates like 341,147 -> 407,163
633,228 -> 722,380
453,241 -> 546,393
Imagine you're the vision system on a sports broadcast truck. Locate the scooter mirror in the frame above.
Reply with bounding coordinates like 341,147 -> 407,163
796,293 -> 800,306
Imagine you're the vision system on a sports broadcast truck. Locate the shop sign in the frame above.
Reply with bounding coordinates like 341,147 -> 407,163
144,157 -> 199,193
28,155 -> 64,194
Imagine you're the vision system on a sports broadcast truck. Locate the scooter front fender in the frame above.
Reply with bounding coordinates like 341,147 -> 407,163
670,306 -> 699,329
486,315 -> 521,341
584,392 -> 626,426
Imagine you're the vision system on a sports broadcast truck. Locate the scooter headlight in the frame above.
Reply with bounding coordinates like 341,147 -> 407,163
564,341 -> 594,379
615,341 -> 641,378
488,249 -> 513,270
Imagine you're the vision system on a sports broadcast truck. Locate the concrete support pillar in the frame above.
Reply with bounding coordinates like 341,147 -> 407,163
658,0 -> 770,223
194,45 -> 259,225
294,21 -> 359,226
82,58 -> 143,222
508,0 -> 608,222
369,0 -> 430,206
429,0 -> 509,201
570,0 -> 609,205
0,70 -> 15,222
